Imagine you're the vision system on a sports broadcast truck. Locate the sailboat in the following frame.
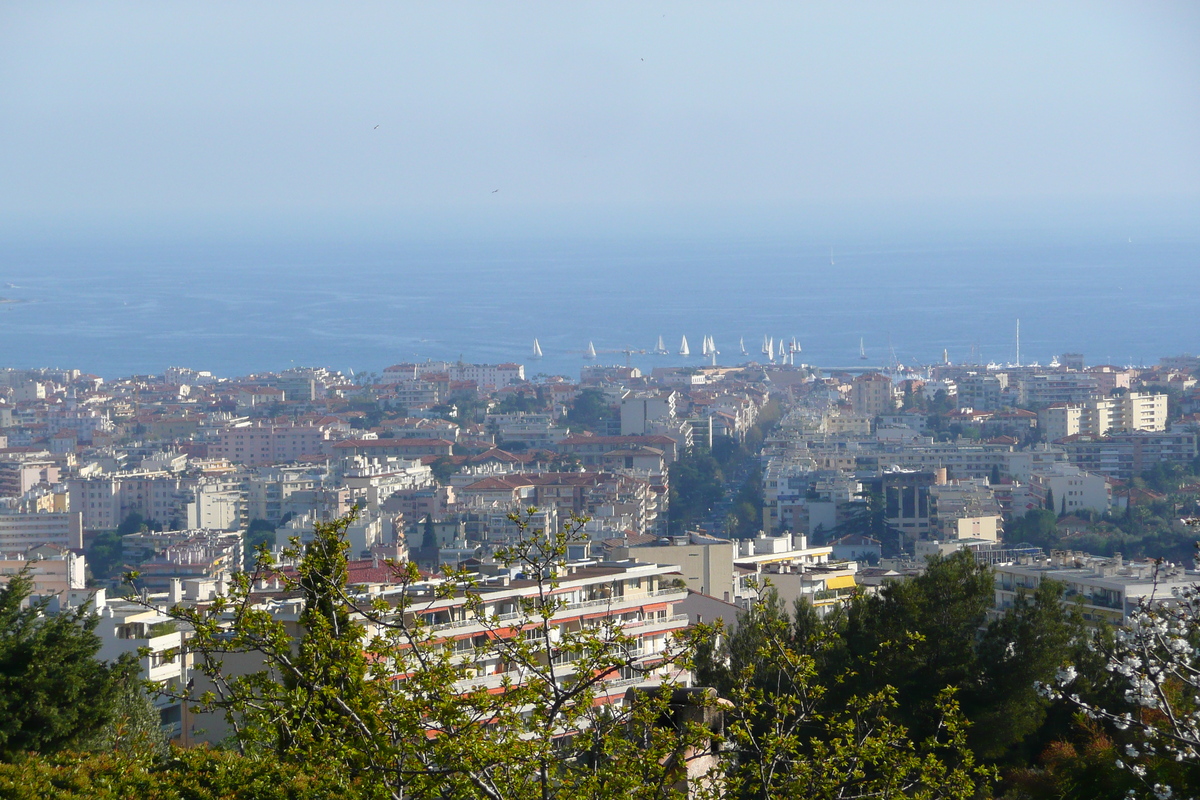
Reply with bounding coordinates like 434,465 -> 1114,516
679,335 -> 690,357
654,335 -> 669,355
767,337 -> 775,362
830,247 -> 835,266
701,336 -> 711,357
740,337 -> 748,356
859,337 -> 867,360
531,338 -> 543,359
584,341 -> 597,359
761,335 -> 770,356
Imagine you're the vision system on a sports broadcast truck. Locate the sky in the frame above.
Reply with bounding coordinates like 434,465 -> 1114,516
1,2 -> 1198,240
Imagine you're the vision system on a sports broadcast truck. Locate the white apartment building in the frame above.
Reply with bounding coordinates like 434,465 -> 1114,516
994,551 -> 1198,626
69,472 -> 192,531
1039,393 -> 1168,442
620,391 -> 678,436
341,456 -> 435,512
406,361 -> 525,391
1029,463 -> 1110,515
94,595 -> 191,740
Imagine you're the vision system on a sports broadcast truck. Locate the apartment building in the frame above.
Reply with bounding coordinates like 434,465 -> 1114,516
1039,393 -> 1168,442
128,530 -> 244,591
210,423 -> 331,466
392,361 -> 525,391
1028,463 -> 1110,514
331,438 -> 455,459
1062,431 -> 1199,480
68,472 -> 192,531
0,544 -> 86,597
0,511 -> 83,551
1015,373 -> 1100,406
956,373 -> 1007,411
994,550 -> 1198,626
341,456 -> 435,512
620,391 -> 678,436
852,373 -> 894,417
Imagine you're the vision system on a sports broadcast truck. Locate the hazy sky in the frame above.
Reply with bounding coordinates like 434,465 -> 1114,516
2,2 -> 1198,238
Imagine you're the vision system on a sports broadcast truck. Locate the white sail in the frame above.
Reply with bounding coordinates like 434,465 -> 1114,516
654,335 -> 668,355
740,337 -> 747,356
709,336 -> 718,354
532,338 -> 543,358
761,335 -> 770,355
585,341 -> 596,359
679,335 -> 690,357
859,337 -> 867,360
767,337 -> 775,362
701,336 -> 710,357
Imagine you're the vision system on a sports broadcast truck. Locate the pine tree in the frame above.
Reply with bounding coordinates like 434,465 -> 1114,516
1045,486 -> 1055,512
0,571 -> 137,760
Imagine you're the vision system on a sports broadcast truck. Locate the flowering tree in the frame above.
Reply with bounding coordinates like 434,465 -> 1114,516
1040,520 -> 1200,799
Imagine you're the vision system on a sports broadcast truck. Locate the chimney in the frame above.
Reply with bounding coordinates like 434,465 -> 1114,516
168,578 -> 183,605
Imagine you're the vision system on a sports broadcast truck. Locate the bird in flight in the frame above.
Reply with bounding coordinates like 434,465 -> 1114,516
374,125 -> 380,129
492,189 -> 499,193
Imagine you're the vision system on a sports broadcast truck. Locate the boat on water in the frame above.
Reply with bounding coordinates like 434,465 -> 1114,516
706,336 -> 719,365
585,341 -> 597,359
531,338 -> 543,359
740,337 -> 748,356
701,336 -> 711,357
654,335 -> 669,355
679,336 -> 690,357
859,337 -> 867,360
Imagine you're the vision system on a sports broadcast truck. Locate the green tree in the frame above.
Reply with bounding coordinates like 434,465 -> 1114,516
692,587 -> 994,800
0,571 -> 138,761
967,579 -> 1085,762
838,552 -> 994,741
1045,487 -> 1055,513
117,512 -> 146,537
85,530 -> 125,582
168,511 -> 705,800
565,388 -> 615,433
82,674 -> 169,758
0,747 -> 381,799
667,447 -> 724,534
430,455 -> 460,485
243,519 -> 276,571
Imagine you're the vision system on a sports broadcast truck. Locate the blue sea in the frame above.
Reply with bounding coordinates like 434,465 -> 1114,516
0,231 -> 1196,380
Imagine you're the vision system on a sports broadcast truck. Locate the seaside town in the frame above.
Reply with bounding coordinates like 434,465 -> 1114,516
2,345 -> 1199,758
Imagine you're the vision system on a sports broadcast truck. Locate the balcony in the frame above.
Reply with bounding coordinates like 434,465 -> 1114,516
427,589 -> 689,633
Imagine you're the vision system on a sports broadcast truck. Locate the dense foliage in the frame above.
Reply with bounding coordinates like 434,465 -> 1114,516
0,748 -> 379,800
0,571 -> 138,760
695,551 -> 1151,798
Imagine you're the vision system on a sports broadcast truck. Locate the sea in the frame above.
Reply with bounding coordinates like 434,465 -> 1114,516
0,231 -> 1197,381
